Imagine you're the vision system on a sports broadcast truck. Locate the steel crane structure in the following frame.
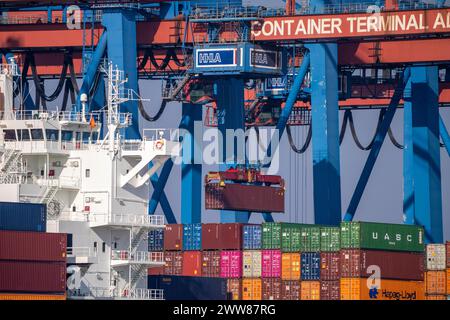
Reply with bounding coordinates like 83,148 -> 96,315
0,0 -> 449,243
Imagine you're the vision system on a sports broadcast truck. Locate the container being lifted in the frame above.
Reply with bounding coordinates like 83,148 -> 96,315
205,167 -> 285,213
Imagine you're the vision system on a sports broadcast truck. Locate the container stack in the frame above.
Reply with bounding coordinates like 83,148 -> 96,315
0,202 -> 67,300
340,221 -> 425,300
319,226 -> 341,300
425,244 -> 447,300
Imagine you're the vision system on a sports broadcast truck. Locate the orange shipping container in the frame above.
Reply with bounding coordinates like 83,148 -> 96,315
281,253 -> 301,281
340,278 -> 425,300
447,269 -> 450,295
426,295 -> 447,300
300,281 -> 320,300
227,279 -> 242,301
425,271 -> 446,295
0,293 -> 66,300
242,279 -> 262,300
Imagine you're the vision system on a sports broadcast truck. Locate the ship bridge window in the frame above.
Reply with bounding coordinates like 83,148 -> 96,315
61,130 -> 73,141
31,129 -> 44,140
46,129 -> 59,141
17,130 -> 30,141
2,130 -> 16,141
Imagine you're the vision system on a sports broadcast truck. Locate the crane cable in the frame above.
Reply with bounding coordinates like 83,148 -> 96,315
138,97 -> 168,122
347,108 -> 386,151
286,124 -> 311,154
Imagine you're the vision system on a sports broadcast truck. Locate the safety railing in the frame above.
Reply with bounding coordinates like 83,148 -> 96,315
120,288 -> 164,300
143,128 -> 179,142
91,214 -> 165,227
35,177 -> 81,189
0,110 -> 103,123
111,250 -> 164,264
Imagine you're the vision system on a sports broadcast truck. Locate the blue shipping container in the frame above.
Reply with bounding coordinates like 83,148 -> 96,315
243,224 -> 262,250
301,252 -> 321,281
0,202 -> 46,232
148,275 -> 228,300
148,229 -> 164,252
183,224 -> 202,251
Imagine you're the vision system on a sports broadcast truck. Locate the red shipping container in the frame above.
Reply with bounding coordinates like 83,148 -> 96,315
219,223 -> 243,250
164,224 -> 183,251
0,261 -> 66,293
227,279 -> 242,300
281,280 -> 300,300
220,251 -> 242,278
201,251 -> 221,277
202,223 -> 221,250
182,251 -> 202,277
147,266 -> 164,276
340,249 -> 424,280
262,250 -> 282,278
320,252 -> 340,281
320,280 -> 340,300
164,251 -> 183,275
262,278 -> 282,300
0,231 -> 66,262
446,241 -> 450,268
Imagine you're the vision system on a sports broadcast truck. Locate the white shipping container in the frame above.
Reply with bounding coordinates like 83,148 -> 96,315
242,250 -> 262,278
426,244 -> 446,270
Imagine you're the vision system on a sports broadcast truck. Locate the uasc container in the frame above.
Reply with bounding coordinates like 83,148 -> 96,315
262,223 -> 281,249
243,224 -> 262,250
320,252 -> 340,281
340,249 -> 424,280
320,226 -> 340,252
340,278 -> 425,300
164,251 -> 183,275
262,278 -> 282,300
281,280 -> 300,300
301,252 -> 320,281
320,280 -> 340,300
281,253 -> 301,281
220,223 -> 243,250
0,202 -> 46,232
201,251 -> 221,278
182,251 -> 202,277
164,224 -> 183,251
148,229 -> 164,252
300,281 -> 320,300
262,250 -> 281,278
426,244 -> 446,271
183,224 -> 202,251
227,279 -> 242,300
242,250 -> 262,278
220,251 -> 242,278
300,225 -> 321,252
425,271 -> 446,295
242,278 -> 262,300
202,223 -> 221,250
0,231 -> 66,262
340,221 -> 424,252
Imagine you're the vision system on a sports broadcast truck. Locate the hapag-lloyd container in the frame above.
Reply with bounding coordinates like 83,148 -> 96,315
242,278 -> 262,300
0,261 -> 66,293
164,251 -> 183,275
220,223 -> 243,250
320,227 -> 340,252
340,278 -> 425,300
281,280 -> 300,300
281,253 -> 301,280
220,251 -> 242,278
262,278 -> 282,300
164,224 -> 183,251
227,279 -> 242,300
148,229 -> 164,252
0,202 -> 46,232
340,221 -> 424,252
183,224 -> 202,251
426,244 -> 446,270
301,252 -> 320,281
340,249 -> 425,280
202,223 -> 221,250
182,251 -> 202,277
300,281 -> 320,300
447,269 -> 450,295
320,280 -> 340,300
320,252 -> 340,281
0,293 -> 66,300
0,231 -> 66,262
300,225 -> 321,252
426,295 -> 447,300
262,223 -> 282,249
243,224 -> 262,250
425,271 -> 446,295
262,250 -> 282,278
242,250 -> 262,278
201,251 -> 221,277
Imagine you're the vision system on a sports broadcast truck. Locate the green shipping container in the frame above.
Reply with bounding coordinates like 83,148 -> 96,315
320,226 -> 340,252
262,223 -> 282,249
300,225 -> 321,252
281,223 -> 305,252
340,221 -> 424,252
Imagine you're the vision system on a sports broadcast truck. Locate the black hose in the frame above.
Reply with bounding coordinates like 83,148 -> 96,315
387,127 -> 404,149
68,57 -> 79,94
339,109 -> 350,145
138,99 -> 168,122
286,124 -> 312,154
348,108 -> 386,151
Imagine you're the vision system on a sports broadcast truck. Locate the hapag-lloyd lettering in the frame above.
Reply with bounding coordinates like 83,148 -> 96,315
251,9 -> 450,39
382,289 -> 417,300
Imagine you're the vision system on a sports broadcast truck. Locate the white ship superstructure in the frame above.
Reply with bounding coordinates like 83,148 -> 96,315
0,62 -> 180,300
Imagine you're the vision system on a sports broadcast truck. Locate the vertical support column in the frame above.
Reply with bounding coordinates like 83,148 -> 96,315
217,78 -> 250,223
180,103 -> 202,224
102,8 -> 140,139
306,43 -> 342,226
403,66 -> 443,243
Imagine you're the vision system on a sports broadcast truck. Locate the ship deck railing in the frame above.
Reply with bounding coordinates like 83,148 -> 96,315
110,250 -> 165,267
78,288 -> 164,300
89,213 -> 165,228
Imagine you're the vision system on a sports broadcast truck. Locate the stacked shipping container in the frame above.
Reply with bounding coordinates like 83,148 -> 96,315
425,244 -> 447,300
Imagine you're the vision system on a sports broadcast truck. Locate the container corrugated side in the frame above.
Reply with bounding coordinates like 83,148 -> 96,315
262,278 -> 282,300
320,226 -> 340,252
281,253 -> 301,280
426,295 -> 447,300
164,251 -> 183,275
447,268 -> 450,295
446,242 -> 450,268
425,271 -> 446,295
164,224 -> 183,251
0,202 -> 46,232
281,223 -> 303,252
426,244 -> 446,270
320,252 -> 340,281
300,281 -> 320,300
262,250 -> 281,278
320,280 -> 340,300
148,229 -> 164,252
262,223 -> 281,249
182,224 -> 202,251
182,251 -> 202,277
242,224 -> 262,250
340,221 -> 424,252
242,278 -> 262,300
300,225 -> 321,252
341,278 -> 425,300
301,252 -> 320,281
201,223 -> 221,250
220,251 -> 242,278
201,251 -> 221,278
220,223 -> 243,250
281,280 -> 300,300
0,231 -> 66,262
227,279 -> 242,300
242,250 -> 262,278
0,293 -> 66,300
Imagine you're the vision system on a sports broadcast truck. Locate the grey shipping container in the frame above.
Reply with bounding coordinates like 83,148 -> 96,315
0,202 -> 46,232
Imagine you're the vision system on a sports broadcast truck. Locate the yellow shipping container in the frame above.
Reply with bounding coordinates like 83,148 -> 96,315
300,281 -> 320,300
340,278 -> 425,300
242,278 -> 262,300
281,253 -> 301,281
0,293 -> 66,300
